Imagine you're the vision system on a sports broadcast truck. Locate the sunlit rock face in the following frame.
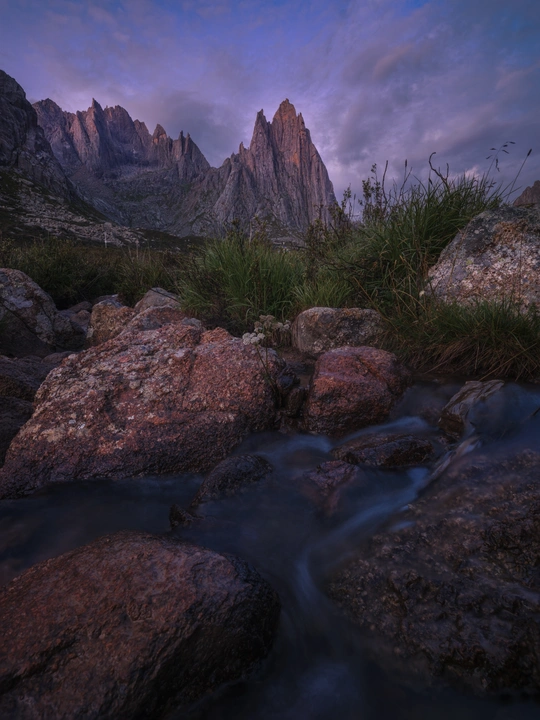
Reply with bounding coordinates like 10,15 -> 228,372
34,96 -> 336,240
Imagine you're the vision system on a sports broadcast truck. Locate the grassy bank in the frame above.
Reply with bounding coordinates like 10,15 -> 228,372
2,158 -> 538,380
0,237 -> 181,308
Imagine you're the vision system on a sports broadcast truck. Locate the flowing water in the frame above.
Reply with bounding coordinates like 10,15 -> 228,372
2,379 -> 540,719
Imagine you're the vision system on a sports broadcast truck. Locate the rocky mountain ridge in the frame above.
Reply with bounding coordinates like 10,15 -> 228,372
0,70 -> 148,246
34,94 -> 336,241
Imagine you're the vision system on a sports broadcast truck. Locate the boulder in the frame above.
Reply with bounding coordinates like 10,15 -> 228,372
0,268 -> 73,357
86,299 -> 135,346
0,323 -> 293,498
0,397 -> 33,465
134,287 -> 181,313
328,447 -> 540,693
300,460 -> 369,515
438,379 -> 505,438
332,431 -> 433,468
291,307 -> 384,356
189,454 -> 273,510
0,531 -> 280,719
56,301 -> 92,348
303,346 -> 411,436
427,205 -> 540,309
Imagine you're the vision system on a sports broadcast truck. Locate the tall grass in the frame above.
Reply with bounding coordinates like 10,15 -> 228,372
333,159 -> 504,310
383,298 -> 540,380
1,237 -> 180,308
301,154 -> 540,379
177,225 -> 304,332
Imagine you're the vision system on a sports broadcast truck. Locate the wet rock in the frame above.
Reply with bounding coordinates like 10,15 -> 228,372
190,454 -> 273,510
0,324 -> 291,498
0,268 -> 73,357
86,299 -> 135,346
134,287 -> 181,313
292,307 -> 384,356
169,504 -> 197,528
0,397 -> 33,465
300,460 -> 369,515
0,531 -> 281,719
303,346 -> 411,436
428,205 -> 540,309
438,379 -> 504,438
283,386 -> 307,418
0,354 -> 55,400
328,447 -> 540,694
332,431 -> 433,468
126,305 -> 189,332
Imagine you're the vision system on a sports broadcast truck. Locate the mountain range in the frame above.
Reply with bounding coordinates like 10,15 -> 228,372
0,69 -> 335,245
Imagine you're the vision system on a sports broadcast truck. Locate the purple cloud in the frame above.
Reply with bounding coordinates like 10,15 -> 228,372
0,0 -> 538,202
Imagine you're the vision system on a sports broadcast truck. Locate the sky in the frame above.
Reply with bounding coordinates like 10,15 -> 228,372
0,0 -> 539,203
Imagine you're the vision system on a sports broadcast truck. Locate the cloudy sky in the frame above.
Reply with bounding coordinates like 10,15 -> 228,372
0,0 -> 538,201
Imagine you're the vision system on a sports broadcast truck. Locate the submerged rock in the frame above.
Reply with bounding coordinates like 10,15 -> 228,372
291,307 -> 384,356
303,346 -> 411,436
0,531 -> 281,719
438,379 -> 504,438
0,324 -> 292,498
328,446 -> 540,694
300,460 -> 369,515
190,454 -> 273,510
332,431 -> 433,468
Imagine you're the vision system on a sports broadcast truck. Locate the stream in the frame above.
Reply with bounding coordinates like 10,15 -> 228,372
1,378 -> 540,719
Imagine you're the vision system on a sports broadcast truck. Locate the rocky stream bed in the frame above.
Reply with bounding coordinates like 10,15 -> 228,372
2,270 -> 540,718
2,376 -> 540,719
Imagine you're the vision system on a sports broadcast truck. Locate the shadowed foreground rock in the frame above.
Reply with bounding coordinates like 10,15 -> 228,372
328,446 -> 540,693
300,460 -> 369,515
303,346 -> 411,436
190,454 -> 273,510
0,268 -> 75,357
0,322 -> 293,498
0,531 -> 280,719
332,431 -> 433,468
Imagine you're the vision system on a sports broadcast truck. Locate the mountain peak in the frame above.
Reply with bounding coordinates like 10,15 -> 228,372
274,99 -> 297,121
